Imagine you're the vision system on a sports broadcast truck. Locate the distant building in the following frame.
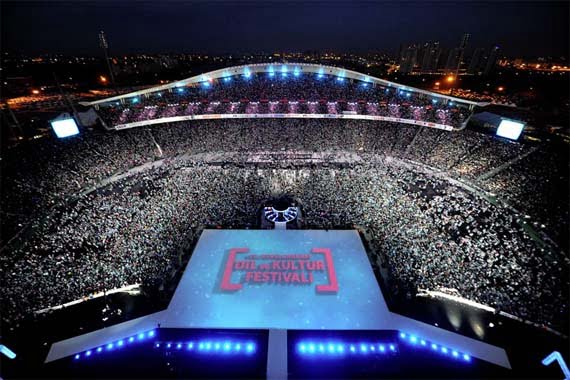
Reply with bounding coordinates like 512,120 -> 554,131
468,48 -> 486,75
399,45 -> 418,74
419,41 -> 441,73
484,45 -> 500,75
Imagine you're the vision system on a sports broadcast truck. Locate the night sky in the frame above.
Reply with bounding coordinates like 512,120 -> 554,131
2,1 -> 568,57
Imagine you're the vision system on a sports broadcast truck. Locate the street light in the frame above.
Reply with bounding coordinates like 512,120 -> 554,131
99,75 -> 108,84
446,75 -> 455,83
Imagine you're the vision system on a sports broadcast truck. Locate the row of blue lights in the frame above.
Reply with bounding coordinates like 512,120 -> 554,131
297,341 -> 397,356
73,330 -> 156,360
398,332 -> 471,362
156,340 -> 256,355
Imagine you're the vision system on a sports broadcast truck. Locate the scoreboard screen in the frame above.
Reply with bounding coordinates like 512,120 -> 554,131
51,118 -> 79,138
496,119 -> 524,140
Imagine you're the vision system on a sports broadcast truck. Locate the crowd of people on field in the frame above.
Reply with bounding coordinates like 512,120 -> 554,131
1,118 -> 567,330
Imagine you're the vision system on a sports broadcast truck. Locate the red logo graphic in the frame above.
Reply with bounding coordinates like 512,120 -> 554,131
220,247 -> 339,294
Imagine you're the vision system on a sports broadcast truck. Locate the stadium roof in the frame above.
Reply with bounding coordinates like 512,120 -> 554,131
83,63 -> 487,107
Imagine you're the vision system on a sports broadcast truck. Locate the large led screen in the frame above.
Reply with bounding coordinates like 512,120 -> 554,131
51,118 -> 79,138
166,230 -> 389,329
496,119 -> 524,140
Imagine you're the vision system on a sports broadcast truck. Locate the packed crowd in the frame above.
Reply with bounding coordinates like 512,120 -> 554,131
95,74 -> 471,128
1,119 -> 568,330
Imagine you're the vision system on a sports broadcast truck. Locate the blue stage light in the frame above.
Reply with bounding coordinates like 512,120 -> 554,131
337,76 -> 345,82
360,344 -> 368,353
117,340 -> 124,347
205,342 -> 212,351
167,343 -> 172,349
128,337 -> 134,343
138,333 -> 144,340
157,93 -> 162,97
318,344 -> 325,353
177,87 -> 184,93
406,93 -> 411,98
420,339 -> 426,346
106,343 -> 113,350
202,81 -> 210,88
449,101 -> 453,106
85,350 -> 92,357
389,344 -> 396,351
362,83 -> 368,87
350,345 -> 356,353
74,354 -> 80,360
337,344 -> 345,353
224,342 -> 231,352
328,344 -> 335,353
370,345 -> 376,352
246,343 -> 255,353
177,343 -> 182,350
269,72 -> 275,77
198,343 -> 204,350
432,99 -> 438,104
452,350 -> 459,358
235,343 -> 242,351
379,344 -> 385,352
399,332 -> 406,339
431,343 -> 438,350
96,347 -> 103,353
294,68 -> 301,77
148,330 -> 155,338
463,354 -> 471,362
410,335 -> 418,344
155,343 -> 160,348
214,342 -> 221,351
132,98 -> 139,103
441,347 -> 448,354
223,76 -> 231,82
298,343 -> 306,353
308,344 -> 316,353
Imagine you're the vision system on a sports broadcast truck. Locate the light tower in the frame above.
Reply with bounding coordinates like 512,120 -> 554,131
99,30 -> 118,95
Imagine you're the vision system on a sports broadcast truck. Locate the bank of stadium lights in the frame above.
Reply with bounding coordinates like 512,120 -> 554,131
317,68 -> 325,79
297,341 -> 397,356
398,332 -> 471,363
73,330 -> 156,360
154,339 -> 256,355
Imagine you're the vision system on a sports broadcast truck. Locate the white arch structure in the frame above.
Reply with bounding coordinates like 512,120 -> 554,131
83,63 -> 488,131
85,63 -> 487,108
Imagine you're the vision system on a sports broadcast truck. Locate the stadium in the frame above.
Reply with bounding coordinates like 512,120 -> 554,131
1,63 -> 569,378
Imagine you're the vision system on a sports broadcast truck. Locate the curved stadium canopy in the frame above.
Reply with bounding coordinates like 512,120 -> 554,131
83,63 -> 487,108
